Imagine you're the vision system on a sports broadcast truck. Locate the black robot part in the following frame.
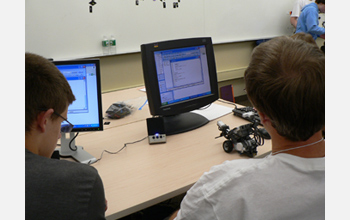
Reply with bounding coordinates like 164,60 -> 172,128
216,118 -> 269,157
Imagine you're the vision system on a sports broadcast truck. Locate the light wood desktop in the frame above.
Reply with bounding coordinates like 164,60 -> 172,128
73,87 -> 272,220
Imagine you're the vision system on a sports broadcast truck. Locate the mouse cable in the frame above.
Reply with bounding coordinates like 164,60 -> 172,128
88,136 -> 148,165
69,132 -> 79,151
56,132 -> 79,151
253,127 -> 264,146
217,99 -> 238,109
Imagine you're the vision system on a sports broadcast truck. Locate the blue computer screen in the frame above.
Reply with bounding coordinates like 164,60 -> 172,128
154,45 -> 211,106
55,63 -> 101,130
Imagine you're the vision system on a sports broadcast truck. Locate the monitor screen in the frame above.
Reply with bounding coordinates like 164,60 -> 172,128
141,37 -> 218,135
154,45 -> 212,107
53,59 -> 103,133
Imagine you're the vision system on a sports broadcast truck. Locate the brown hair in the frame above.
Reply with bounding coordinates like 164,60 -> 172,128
25,53 -> 76,133
290,32 -> 317,46
244,36 -> 325,141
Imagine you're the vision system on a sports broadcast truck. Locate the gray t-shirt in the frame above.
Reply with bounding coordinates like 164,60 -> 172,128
25,149 -> 106,220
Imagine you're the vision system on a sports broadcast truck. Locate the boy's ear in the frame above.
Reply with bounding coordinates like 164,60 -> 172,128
257,111 -> 271,125
36,109 -> 54,133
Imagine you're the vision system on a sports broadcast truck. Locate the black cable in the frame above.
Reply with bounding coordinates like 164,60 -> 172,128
217,99 -> 238,109
88,136 -> 148,165
252,128 -> 264,146
69,132 -> 79,151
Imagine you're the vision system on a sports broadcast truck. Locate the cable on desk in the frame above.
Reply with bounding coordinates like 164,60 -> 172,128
69,132 -> 79,151
88,136 -> 148,165
56,132 -> 79,151
217,99 -> 238,109
253,127 -> 264,146
138,99 -> 148,110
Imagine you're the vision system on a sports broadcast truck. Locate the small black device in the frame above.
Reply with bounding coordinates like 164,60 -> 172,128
51,149 -> 60,160
232,106 -> 261,125
106,102 -> 132,119
216,115 -> 270,157
89,0 -> 96,13
147,117 -> 166,144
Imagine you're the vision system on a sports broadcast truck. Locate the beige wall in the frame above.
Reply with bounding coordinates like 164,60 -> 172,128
97,38 -> 324,98
98,41 -> 256,97
214,41 -> 256,97
99,52 -> 144,93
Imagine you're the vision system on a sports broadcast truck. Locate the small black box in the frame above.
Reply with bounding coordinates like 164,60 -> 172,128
146,117 -> 166,144
51,149 -> 60,160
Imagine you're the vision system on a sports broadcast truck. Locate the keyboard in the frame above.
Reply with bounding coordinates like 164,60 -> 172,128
232,107 -> 262,125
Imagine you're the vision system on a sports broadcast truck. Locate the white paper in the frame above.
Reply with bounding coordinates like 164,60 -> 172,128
191,103 -> 233,121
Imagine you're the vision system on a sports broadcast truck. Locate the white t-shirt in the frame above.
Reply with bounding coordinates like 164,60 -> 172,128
291,0 -> 314,17
175,153 -> 325,220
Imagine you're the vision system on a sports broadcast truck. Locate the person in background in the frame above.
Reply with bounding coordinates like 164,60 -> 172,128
295,0 -> 325,40
25,53 -> 107,220
168,35 -> 325,220
290,0 -> 314,28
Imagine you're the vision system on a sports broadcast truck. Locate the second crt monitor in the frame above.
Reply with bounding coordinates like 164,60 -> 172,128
141,37 -> 219,135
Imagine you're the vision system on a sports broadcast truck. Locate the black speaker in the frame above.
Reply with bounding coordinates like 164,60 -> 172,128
146,117 -> 166,144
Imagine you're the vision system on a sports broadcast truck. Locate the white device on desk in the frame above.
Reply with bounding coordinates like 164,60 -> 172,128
147,117 -> 166,144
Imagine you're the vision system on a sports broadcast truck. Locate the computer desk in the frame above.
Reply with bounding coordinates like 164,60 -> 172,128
75,87 -> 272,220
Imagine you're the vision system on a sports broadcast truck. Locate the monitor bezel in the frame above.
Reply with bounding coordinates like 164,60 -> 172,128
52,59 -> 104,132
141,37 -> 219,117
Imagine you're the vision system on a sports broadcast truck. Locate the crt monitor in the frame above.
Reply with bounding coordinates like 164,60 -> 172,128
53,59 -> 103,164
141,37 -> 219,135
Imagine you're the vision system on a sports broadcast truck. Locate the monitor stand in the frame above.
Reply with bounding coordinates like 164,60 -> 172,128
163,112 -> 209,135
59,132 -> 97,164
